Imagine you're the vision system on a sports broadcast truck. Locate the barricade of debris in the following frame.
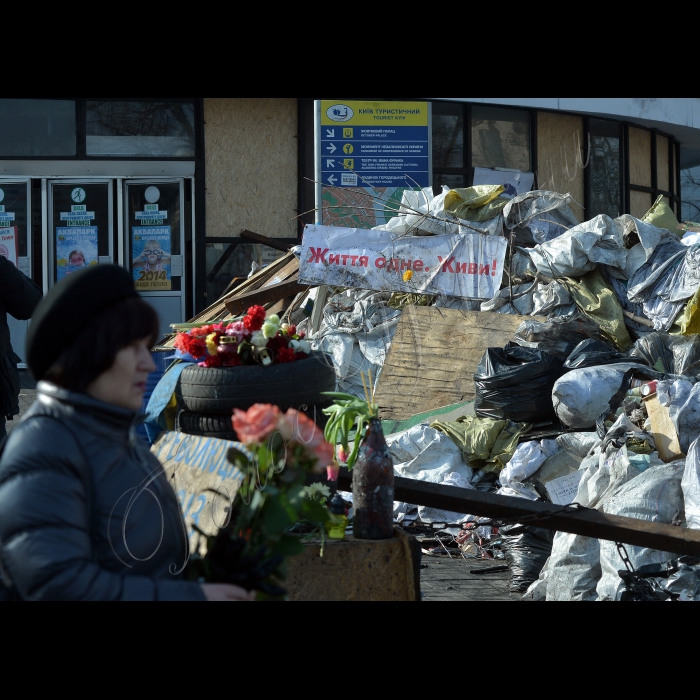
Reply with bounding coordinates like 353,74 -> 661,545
161,189 -> 700,601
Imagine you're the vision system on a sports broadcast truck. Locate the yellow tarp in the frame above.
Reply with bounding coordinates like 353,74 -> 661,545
679,288 -> 700,336
444,185 -> 510,223
643,195 -> 683,237
565,269 -> 633,352
431,414 -> 532,475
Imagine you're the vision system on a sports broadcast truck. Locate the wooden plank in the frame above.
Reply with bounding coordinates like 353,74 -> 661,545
336,471 -> 700,558
374,307 -> 546,421
225,278 -> 308,316
645,395 -> 684,463
240,229 -> 295,253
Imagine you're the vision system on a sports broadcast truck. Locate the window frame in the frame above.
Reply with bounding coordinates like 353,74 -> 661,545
431,101 -> 537,194
0,97 -> 201,162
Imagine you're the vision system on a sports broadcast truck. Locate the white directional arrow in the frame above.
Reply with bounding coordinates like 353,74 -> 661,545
327,159 -> 336,168
328,175 -> 337,185
326,143 -> 337,154
326,129 -> 336,138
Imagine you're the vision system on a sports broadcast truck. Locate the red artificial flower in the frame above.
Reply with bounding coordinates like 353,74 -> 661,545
286,325 -> 297,337
275,347 -> 297,364
243,306 -> 267,332
176,333 -> 208,360
266,335 -> 289,353
200,354 -> 224,368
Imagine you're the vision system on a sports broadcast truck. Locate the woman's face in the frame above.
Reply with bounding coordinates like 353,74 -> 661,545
86,338 -> 156,412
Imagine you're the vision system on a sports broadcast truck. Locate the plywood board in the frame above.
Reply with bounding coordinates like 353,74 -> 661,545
204,98 -> 298,240
631,190 -> 653,220
374,306 -> 545,422
536,112 -> 585,222
629,127 -> 652,187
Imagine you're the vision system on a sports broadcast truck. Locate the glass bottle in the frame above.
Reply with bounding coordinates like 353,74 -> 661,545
352,418 -> 395,540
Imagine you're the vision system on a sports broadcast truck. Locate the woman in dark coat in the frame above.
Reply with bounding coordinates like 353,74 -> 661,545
0,265 -> 252,601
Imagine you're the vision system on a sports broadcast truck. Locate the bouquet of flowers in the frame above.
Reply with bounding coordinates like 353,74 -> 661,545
187,404 -> 338,600
174,305 -> 311,369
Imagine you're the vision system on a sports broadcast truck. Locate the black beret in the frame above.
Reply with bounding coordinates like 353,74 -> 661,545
27,265 -> 140,381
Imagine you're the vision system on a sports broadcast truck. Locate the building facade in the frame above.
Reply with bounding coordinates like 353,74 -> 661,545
2,97 -> 700,360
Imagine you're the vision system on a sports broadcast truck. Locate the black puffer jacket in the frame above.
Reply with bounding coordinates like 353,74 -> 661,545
0,256 -> 42,420
0,383 -> 206,601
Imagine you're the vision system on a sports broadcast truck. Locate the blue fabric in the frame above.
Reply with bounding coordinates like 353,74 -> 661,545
144,361 -> 191,444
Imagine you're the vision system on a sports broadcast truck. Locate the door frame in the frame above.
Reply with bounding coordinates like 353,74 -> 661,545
46,177 -> 115,292
124,177 -> 187,326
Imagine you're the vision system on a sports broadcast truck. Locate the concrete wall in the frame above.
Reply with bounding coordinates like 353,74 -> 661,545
204,98 -> 298,239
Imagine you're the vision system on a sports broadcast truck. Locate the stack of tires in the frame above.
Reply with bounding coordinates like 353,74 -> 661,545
174,351 -> 338,442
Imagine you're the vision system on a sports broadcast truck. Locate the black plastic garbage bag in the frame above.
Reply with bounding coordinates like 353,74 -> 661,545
564,339 -> 626,370
500,524 -> 554,595
475,343 -> 566,424
628,332 -> 700,377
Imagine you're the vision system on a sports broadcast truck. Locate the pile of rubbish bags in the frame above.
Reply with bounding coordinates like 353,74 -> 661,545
295,187 -> 700,601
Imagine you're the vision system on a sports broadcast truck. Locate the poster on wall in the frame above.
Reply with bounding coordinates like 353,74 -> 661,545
56,227 -> 99,281
0,227 -> 18,267
132,226 -> 172,291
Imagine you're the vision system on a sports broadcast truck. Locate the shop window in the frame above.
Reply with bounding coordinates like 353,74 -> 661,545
681,166 -> 700,222
432,102 -> 532,193
471,105 -> 531,173
588,119 -> 623,219
0,99 -> 76,157
86,100 -> 196,157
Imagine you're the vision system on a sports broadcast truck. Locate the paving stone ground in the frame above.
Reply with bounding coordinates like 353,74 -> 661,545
10,371 -> 519,602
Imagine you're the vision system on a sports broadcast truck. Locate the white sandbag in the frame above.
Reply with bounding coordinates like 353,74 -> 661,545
386,425 -> 474,525
682,438 -> 700,530
552,363 -> 645,430
597,462 -> 686,602
675,383 -> 700,455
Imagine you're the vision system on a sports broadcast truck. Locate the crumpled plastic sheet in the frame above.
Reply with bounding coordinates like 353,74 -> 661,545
513,314 -> 607,358
682,437 -> 700,531
529,215 -> 627,279
503,191 -> 581,246
603,272 -> 652,338
627,241 -> 686,301
564,268 -> 633,351
311,289 -> 401,399
674,383 -> 700,455
386,424 -> 475,525
431,414 -> 532,475
615,215 -> 671,280
497,440 -> 560,502
597,462 -> 686,602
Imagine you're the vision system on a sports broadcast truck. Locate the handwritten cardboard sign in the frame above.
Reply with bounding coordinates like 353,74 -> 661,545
300,224 -> 508,300
151,432 -> 247,556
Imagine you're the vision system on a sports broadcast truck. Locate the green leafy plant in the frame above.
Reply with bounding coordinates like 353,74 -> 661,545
322,372 -> 379,470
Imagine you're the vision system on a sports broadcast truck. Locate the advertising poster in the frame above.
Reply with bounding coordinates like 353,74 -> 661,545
56,227 -> 99,281
133,226 -> 172,291
0,227 -> 18,267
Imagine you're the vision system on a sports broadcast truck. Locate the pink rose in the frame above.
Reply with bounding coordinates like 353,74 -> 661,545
286,410 -> 335,473
232,405 -> 284,446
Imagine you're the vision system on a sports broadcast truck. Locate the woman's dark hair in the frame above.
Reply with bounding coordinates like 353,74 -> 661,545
44,296 -> 160,393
